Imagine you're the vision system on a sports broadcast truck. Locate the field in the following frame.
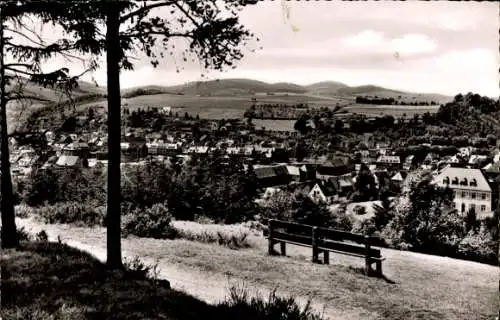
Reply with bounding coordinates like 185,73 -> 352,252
252,119 -> 296,132
16,217 -> 499,320
76,93 -> 440,121
78,93 -> 353,120
344,104 -> 440,118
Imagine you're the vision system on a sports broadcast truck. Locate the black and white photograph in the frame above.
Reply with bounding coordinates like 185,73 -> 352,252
0,1 -> 499,319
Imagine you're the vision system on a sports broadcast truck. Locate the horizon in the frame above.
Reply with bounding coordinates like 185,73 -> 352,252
120,77 -> 454,98
10,1 -> 500,97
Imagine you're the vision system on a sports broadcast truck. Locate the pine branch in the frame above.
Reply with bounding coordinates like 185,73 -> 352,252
119,1 -> 176,23
4,25 -> 46,47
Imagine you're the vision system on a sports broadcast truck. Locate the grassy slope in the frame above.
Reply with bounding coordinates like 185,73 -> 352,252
1,242 -> 213,320
3,242 -> 325,320
16,217 -> 499,320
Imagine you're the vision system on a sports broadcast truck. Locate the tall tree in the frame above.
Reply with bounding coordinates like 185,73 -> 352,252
0,2 -> 94,248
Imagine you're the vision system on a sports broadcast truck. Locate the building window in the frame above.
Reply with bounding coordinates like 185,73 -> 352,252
482,193 -> 487,200
470,204 -> 476,211
471,192 -> 476,199
461,191 -> 466,198
481,205 -> 486,212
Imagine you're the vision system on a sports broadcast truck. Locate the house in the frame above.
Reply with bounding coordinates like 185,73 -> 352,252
62,141 -> 90,158
309,181 -> 337,204
468,155 -> 489,168
254,165 -> 291,188
286,165 -> 301,182
335,174 -> 355,197
55,155 -> 86,168
376,155 -> 401,169
391,171 -> 408,192
316,159 -> 350,181
186,145 -> 209,155
147,142 -> 180,156
433,167 -> 493,217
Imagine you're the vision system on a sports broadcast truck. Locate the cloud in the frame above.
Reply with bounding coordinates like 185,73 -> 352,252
344,30 -> 384,47
390,34 -> 437,54
22,1 -> 498,97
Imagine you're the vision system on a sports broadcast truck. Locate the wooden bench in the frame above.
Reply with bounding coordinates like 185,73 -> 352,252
263,219 -> 385,276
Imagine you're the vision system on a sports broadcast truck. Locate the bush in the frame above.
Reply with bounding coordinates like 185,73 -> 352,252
122,203 -> 177,239
175,228 -> 250,249
123,256 -> 161,280
35,202 -> 105,226
15,204 -> 34,218
458,228 -> 498,264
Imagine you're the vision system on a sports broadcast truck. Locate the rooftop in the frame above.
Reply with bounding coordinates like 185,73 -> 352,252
433,167 -> 491,192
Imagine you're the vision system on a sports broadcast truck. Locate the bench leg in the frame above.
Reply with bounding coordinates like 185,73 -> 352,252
376,260 -> 382,276
365,257 -> 372,275
280,242 -> 286,256
323,250 -> 330,265
312,247 -> 319,263
268,239 -> 276,255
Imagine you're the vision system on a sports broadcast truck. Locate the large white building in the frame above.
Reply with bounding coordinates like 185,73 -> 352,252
433,167 -> 493,216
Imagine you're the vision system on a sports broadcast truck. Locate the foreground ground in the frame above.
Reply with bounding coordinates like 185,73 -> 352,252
16,217 -> 499,320
2,242 -> 325,320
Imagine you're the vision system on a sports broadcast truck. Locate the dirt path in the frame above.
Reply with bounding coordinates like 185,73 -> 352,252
17,218 -> 362,320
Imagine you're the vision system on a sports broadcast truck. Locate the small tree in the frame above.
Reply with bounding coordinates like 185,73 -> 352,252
464,207 -> 480,233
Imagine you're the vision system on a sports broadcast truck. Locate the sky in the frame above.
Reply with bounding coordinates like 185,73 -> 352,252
17,1 -> 500,97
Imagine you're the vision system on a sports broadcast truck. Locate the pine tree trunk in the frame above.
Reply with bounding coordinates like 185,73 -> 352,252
105,5 -> 123,269
0,13 -> 18,249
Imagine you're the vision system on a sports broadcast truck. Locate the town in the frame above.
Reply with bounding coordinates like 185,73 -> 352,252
11,95 -> 500,222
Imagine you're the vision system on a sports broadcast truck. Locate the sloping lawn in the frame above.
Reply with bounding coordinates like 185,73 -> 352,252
15,218 -> 499,320
0,241 -> 325,320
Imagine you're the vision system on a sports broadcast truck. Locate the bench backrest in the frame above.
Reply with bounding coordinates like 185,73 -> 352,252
266,219 -> 382,258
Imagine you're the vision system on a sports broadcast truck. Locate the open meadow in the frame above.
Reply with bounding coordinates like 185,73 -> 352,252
74,93 -> 440,121
16,217 -> 499,320
344,104 -> 440,118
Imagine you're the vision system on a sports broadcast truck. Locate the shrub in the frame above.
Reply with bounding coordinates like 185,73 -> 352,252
15,204 -> 34,218
171,220 -> 253,249
122,203 -> 177,239
175,228 -> 250,249
123,256 -> 161,280
217,284 -> 327,320
35,202 -> 105,226
35,230 -> 49,242
458,228 -> 498,264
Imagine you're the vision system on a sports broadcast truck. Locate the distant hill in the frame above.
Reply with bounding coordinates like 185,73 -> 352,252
305,81 -> 349,96
152,78 -> 451,103
6,78 -> 106,103
163,78 -> 308,96
336,85 -> 404,96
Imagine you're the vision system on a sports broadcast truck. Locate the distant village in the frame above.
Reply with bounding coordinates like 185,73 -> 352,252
10,104 -> 500,220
